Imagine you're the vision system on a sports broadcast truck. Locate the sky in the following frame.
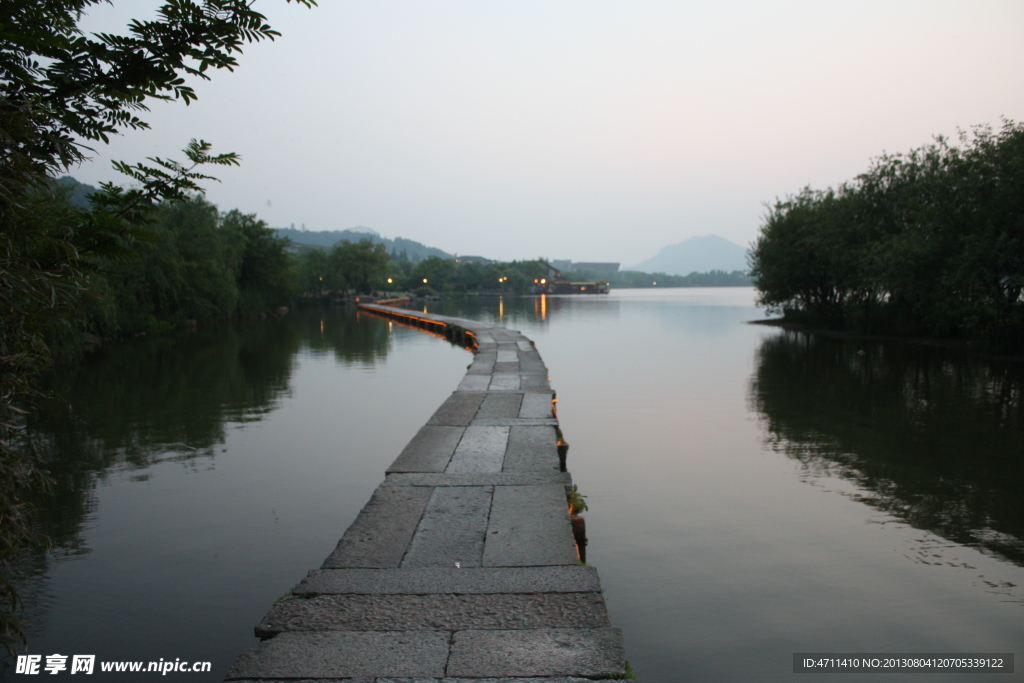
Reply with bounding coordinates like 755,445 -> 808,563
72,0 -> 1024,266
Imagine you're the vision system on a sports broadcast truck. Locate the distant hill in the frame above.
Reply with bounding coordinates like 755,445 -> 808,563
55,176 -> 98,207
274,226 -> 452,262
630,235 -> 749,275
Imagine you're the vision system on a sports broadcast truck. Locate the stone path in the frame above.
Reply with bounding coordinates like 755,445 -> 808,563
225,305 -> 626,682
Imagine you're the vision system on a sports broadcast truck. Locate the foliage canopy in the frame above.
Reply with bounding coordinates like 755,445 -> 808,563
0,0 -> 314,653
750,120 -> 1024,351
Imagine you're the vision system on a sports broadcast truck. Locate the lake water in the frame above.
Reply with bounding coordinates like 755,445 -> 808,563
5,288 -> 1022,682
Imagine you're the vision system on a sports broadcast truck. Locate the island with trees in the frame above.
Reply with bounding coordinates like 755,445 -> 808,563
749,121 -> 1023,353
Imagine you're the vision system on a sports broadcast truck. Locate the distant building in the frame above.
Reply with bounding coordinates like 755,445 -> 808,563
534,260 -> 611,295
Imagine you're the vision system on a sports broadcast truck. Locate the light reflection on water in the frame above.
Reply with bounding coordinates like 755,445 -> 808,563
5,289 -> 1023,682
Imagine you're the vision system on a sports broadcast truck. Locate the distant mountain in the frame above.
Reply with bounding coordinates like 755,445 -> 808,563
630,235 -> 749,275
55,176 -> 98,207
273,227 -> 453,262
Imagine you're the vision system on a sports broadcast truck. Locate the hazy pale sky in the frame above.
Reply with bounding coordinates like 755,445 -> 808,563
73,1 -> 1023,266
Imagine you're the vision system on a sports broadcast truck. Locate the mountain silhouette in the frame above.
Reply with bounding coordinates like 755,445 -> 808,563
630,235 -> 748,275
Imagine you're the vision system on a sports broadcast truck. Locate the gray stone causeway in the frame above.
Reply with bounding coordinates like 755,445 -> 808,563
225,305 -> 626,681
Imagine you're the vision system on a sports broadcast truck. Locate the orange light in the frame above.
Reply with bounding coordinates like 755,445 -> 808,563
423,278 -> 428,283
387,278 -> 393,284
540,278 -> 546,284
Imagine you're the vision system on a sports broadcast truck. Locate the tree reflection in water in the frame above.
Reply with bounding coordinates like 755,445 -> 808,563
750,330 -> 1024,565
12,308 -> 396,646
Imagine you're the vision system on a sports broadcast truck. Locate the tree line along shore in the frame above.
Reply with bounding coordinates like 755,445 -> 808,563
749,120 -> 1024,353
45,177 -> 750,350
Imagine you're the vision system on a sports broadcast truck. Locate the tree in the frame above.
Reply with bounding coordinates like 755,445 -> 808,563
327,239 -> 390,295
749,120 -> 1024,346
223,209 -> 295,312
0,0 -> 315,653
408,256 -> 457,291
296,247 -> 328,296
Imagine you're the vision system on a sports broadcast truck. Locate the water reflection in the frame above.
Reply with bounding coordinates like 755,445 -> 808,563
750,330 -> 1024,565
427,293 -> 621,329
27,320 -> 293,551
10,308 -> 398,658
301,310 -> 393,363
31,310 -> 397,475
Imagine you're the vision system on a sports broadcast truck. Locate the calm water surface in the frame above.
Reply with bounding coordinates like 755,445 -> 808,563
6,288 -> 1023,682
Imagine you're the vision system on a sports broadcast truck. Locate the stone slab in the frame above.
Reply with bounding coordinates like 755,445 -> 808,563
256,592 -> 610,635
476,393 -> 523,418
483,486 -> 578,567
427,392 -> 486,426
472,418 -> 558,427
230,678 -> 624,683
446,628 -> 626,678
496,350 -> 519,362
520,359 -> 547,374
488,374 -> 522,391
387,426 -> 464,473
520,375 -> 552,392
516,341 -> 533,351
382,472 -> 571,487
446,426 -> 509,473
493,361 -> 519,373
401,487 -> 492,568
225,631 -> 449,679
322,486 -> 433,569
466,361 -> 496,375
445,679 -> 625,683
296,566 -> 604,596
457,375 -> 492,391
228,679 -> 372,683
441,678 -> 627,683
503,426 -> 560,472
518,393 -> 554,419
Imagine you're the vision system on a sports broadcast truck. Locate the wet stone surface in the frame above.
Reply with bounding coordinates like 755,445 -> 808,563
446,628 -> 626,678
387,426 -> 464,474
256,592 -> 610,635
296,566 -> 605,596
401,486 -> 492,568
322,486 -> 433,569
